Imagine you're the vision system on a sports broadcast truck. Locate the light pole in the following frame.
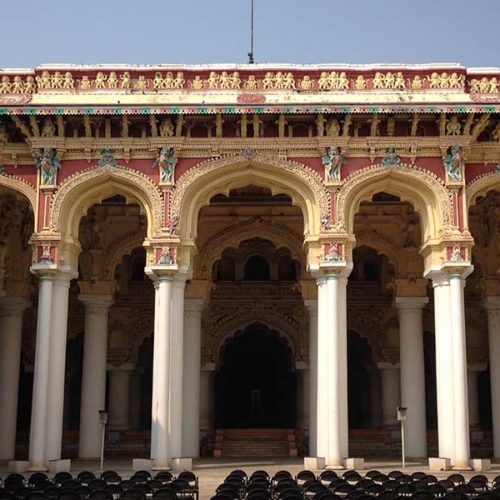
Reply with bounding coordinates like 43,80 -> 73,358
98,410 -> 108,472
397,407 -> 407,470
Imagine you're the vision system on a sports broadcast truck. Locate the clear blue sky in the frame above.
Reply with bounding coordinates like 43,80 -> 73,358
1,0 -> 498,68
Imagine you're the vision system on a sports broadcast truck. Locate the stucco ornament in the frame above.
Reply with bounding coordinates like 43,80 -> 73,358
381,147 -> 402,168
97,148 -> 117,168
322,147 -> 345,184
152,147 -> 177,185
36,148 -> 62,186
444,145 -> 465,183
324,242 -> 343,262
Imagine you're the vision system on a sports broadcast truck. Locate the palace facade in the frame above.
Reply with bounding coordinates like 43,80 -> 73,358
0,63 -> 499,470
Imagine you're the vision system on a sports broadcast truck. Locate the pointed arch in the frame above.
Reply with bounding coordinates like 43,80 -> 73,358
0,175 -> 36,213
467,172 -> 500,209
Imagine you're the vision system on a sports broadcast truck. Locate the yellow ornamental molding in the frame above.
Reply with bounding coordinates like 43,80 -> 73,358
170,154 -> 328,239
336,163 -> 454,242
0,174 -> 37,213
50,165 -> 164,238
466,171 -> 500,208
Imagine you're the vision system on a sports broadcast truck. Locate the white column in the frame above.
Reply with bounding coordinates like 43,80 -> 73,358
431,274 -> 455,461
485,297 -> 500,458
467,365 -> 484,429
182,299 -> 204,458
108,365 -> 133,430
169,278 -> 185,459
338,277 -> 349,459
78,294 -> 112,458
0,297 -> 29,460
378,363 -> 400,427
151,276 -> 172,469
305,300 -> 317,456
449,274 -> 470,469
45,272 -> 74,462
200,366 -> 215,430
296,368 -> 309,429
316,274 -> 348,468
395,297 -> 428,458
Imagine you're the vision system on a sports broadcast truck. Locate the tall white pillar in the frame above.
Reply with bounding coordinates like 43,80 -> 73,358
29,274 -> 54,470
169,278 -> 185,459
182,299 -> 204,458
467,364 -> 485,429
108,364 -> 133,430
431,274 -> 455,460
485,296 -> 500,458
78,294 -> 113,458
45,272 -> 74,462
200,366 -> 215,430
151,276 -> 172,469
378,362 -> 400,427
449,274 -> 470,469
305,299 -> 318,456
296,367 -> 309,429
316,274 -> 348,468
0,297 -> 29,460
395,297 -> 428,458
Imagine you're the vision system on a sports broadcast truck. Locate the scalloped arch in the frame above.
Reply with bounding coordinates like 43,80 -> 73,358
337,164 -> 453,242
171,155 -> 328,241
195,220 -> 305,279
0,175 -> 37,213
50,166 -> 163,239
466,172 -> 500,209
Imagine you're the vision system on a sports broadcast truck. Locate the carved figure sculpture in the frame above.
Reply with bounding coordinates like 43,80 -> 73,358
381,147 -> 402,167
354,75 -> 367,90
135,75 -> 148,90
63,72 -> 75,89
230,72 -> 241,89
325,243 -> 342,262
338,72 -> 349,90
219,71 -> 231,89
25,76 -> 36,93
394,72 -> 406,90
428,72 -> 440,89
41,118 -> 56,137
120,72 -> 131,89
0,76 -> 10,94
159,118 -> 174,137
446,115 -> 461,135
385,72 -> 395,89
207,72 -> 219,89
411,75 -> 423,90
153,147 -> 177,184
51,72 -> 63,89
316,114 -> 325,136
450,246 -> 464,262
80,76 -> 91,90
36,148 -> 62,186
322,147 -> 345,183
153,72 -> 163,89
439,72 -> 450,89
263,72 -> 274,90
98,148 -> 117,168
373,72 -> 385,89
274,71 -> 285,89
326,118 -> 340,137
300,75 -> 313,90
244,75 -> 258,90
163,72 -> 174,89
108,72 -> 118,89
158,249 -> 175,265
318,72 -> 330,91
12,76 -> 26,93
94,72 -> 107,89
174,72 -> 185,89
449,72 -> 463,89
36,71 -> 51,90
443,145 -> 465,183
192,75 -> 204,90
283,72 -> 295,89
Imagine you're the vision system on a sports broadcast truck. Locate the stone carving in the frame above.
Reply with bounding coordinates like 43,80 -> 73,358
108,72 -> 118,88
159,118 -> 174,137
318,71 -> 349,91
381,147 -> 402,167
120,72 -> 131,89
449,245 -> 464,262
324,242 -> 343,262
446,115 -> 461,135
322,147 -> 345,183
326,118 -> 341,137
165,216 -> 179,235
36,148 -> 62,186
354,75 -> 367,90
428,72 -> 464,89
97,148 -> 117,168
443,145 -> 465,183
411,75 -> 424,90
158,247 -> 176,265
372,72 -> 406,90
41,118 -> 56,137
470,76 -> 499,94
152,147 -> 177,185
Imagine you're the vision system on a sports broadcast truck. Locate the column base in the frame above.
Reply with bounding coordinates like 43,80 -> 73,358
428,457 -> 451,471
48,459 -> 71,473
132,458 -> 154,471
171,458 -> 193,472
304,457 -> 325,470
344,458 -> 364,470
8,461 -> 30,473
470,458 -> 491,471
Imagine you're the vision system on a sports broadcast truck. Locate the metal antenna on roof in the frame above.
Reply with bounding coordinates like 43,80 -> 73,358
248,0 -> 255,64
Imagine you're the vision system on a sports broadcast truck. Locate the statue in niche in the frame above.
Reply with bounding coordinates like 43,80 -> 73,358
41,118 -> 56,137
36,148 -> 62,186
166,215 -> 179,235
325,118 -> 340,137
322,147 -> 345,183
215,113 -> 224,138
325,243 -> 342,262
153,147 -> 177,184
446,115 -> 461,135
97,148 -> 117,168
158,248 -> 175,265
444,145 -> 465,183
159,118 -> 174,137
381,147 -> 402,168
316,114 -> 325,136
450,246 -> 464,262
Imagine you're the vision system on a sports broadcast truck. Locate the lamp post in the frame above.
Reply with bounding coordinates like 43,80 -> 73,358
98,410 -> 108,472
397,407 -> 407,469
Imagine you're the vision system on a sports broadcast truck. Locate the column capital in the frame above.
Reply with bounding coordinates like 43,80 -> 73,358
484,296 -> 500,311
107,362 -> 134,372
184,298 -> 205,315
0,296 -> 30,316
30,266 -> 78,282
394,296 -> 429,310
78,294 -> 114,312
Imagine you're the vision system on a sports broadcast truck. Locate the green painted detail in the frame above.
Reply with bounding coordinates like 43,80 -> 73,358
26,108 -> 37,115
140,108 -> 150,114
0,108 -> 8,115
224,107 -> 236,114
54,108 -> 65,115
198,107 -> 208,114
83,108 -> 94,115
456,107 -> 467,113
369,107 -> 379,113
113,108 -> 122,115
340,107 -> 351,113
283,107 -> 293,114
170,108 -> 180,114
255,107 -> 264,114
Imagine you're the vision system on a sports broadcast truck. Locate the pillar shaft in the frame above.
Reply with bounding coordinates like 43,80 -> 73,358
200,369 -> 214,429
0,297 -> 29,460
78,295 -> 112,458
467,367 -> 483,428
485,297 -> 500,458
305,300 -> 318,456
29,276 -> 54,470
296,369 -> 309,429
182,299 -> 204,458
151,276 -> 172,468
379,364 -> 400,427
45,274 -> 72,462
396,297 -> 428,458
108,366 -> 132,429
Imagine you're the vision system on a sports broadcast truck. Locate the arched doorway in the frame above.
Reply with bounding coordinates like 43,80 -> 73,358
215,322 -> 296,428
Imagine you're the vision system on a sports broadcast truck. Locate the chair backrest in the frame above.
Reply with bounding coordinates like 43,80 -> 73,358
154,472 -> 173,484
53,474 -> 73,486
77,472 -> 96,484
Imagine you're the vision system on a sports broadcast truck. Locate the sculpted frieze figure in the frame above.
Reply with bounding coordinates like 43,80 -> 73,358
94,72 -> 107,89
354,75 -> 367,90
244,75 -> 258,90
80,76 -> 91,90
411,75 -> 423,90
299,75 -> 313,90
322,146 -> 345,183
36,148 -> 62,186
326,118 -> 340,137
107,72 -> 118,89
153,147 -> 177,185
443,145 -> 465,183
325,242 -> 343,262
446,115 -> 461,136
159,118 -> 174,137
381,147 -> 402,168
0,76 -> 10,94
120,72 -> 131,89
41,118 -> 56,137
